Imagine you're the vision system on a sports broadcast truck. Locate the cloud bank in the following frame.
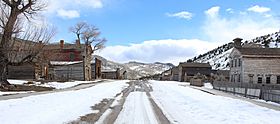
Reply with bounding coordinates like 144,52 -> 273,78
96,39 -> 219,65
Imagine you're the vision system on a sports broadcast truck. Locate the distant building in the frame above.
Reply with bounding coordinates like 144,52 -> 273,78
170,67 -> 179,81
178,62 -> 212,82
101,68 -> 120,79
160,69 -> 171,81
229,38 -> 280,84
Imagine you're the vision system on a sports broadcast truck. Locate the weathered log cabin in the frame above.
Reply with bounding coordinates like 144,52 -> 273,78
229,38 -> 280,84
101,68 -> 120,79
178,62 -> 212,82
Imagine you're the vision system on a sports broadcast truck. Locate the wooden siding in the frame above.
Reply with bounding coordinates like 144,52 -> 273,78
52,63 -> 84,81
7,63 -> 35,79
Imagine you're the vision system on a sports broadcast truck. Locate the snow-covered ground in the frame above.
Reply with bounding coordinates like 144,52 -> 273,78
150,80 -> 280,124
0,91 -> 34,96
204,82 -> 213,89
7,79 -> 101,89
7,79 -> 28,85
38,80 -> 101,89
115,92 -> 158,124
0,80 -> 129,124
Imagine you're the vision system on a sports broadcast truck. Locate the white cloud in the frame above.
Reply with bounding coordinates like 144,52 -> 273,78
57,9 -> 80,19
226,8 -> 234,14
203,6 -> 280,43
247,5 -> 271,13
205,6 -> 220,18
167,11 -> 193,20
45,0 -> 105,17
96,39 -> 219,65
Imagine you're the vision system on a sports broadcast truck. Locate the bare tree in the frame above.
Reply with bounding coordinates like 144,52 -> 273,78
69,22 -> 87,42
70,22 -> 106,54
0,0 -> 55,86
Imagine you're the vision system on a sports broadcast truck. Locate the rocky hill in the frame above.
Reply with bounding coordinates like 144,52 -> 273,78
188,31 -> 280,70
93,55 -> 174,79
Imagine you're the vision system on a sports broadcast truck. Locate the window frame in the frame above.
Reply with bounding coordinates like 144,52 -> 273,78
238,58 -> 241,67
266,77 -> 271,84
257,77 -> 262,84
277,76 -> 280,84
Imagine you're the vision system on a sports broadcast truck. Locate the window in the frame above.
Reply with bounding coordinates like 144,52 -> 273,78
249,74 -> 253,83
238,74 -> 241,82
277,76 -> 280,84
266,77 -> 271,84
238,59 -> 241,67
234,59 -> 237,67
231,60 -> 234,68
69,52 -> 75,61
258,77 -> 262,84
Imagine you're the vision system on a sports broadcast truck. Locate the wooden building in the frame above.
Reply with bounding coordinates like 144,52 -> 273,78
178,62 -> 212,82
101,68 -> 120,79
44,40 -> 93,81
229,38 -> 280,84
50,61 -> 84,81
160,69 -> 171,81
170,67 -> 179,81
7,62 -> 35,80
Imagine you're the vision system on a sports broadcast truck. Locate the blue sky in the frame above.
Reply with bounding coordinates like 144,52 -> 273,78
43,0 -> 280,64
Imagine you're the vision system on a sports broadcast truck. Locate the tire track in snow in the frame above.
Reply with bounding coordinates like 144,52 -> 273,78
98,80 -> 171,124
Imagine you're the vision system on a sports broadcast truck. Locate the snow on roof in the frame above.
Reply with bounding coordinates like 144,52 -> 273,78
101,69 -> 117,72
50,61 -> 83,65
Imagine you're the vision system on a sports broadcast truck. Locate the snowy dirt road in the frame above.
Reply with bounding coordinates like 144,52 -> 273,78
1,80 -> 280,124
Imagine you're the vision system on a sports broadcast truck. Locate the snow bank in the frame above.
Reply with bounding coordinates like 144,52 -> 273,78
0,80 -> 129,124
7,79 -> 28,85
7,79 -> 102,89
39,80 -> 101,89
204,82 -> 213,89
150,80 -> 280,124
0,91 -> 33,96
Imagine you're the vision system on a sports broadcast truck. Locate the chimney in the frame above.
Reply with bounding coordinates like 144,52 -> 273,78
233,38 -> 243,48
60,40 -> 64,49
76,39 -> 81,48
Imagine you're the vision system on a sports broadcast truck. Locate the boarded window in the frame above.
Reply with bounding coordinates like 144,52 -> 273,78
277,76 -> 280,84
266,77 -> 271,84
258,77 -> 262,84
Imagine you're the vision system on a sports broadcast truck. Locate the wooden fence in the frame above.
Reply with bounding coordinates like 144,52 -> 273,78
213,81 -> 280,103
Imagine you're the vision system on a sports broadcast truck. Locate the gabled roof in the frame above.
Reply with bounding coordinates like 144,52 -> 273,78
179,62 -> 211,68
237,48 -> 280,56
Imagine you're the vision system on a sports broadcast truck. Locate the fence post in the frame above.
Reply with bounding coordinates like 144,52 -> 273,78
244,83 -> 248,97
259,84 -> 264,99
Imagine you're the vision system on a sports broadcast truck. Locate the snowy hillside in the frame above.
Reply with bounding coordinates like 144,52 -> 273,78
189,31 -> 280,70
93,55 -> 174,79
